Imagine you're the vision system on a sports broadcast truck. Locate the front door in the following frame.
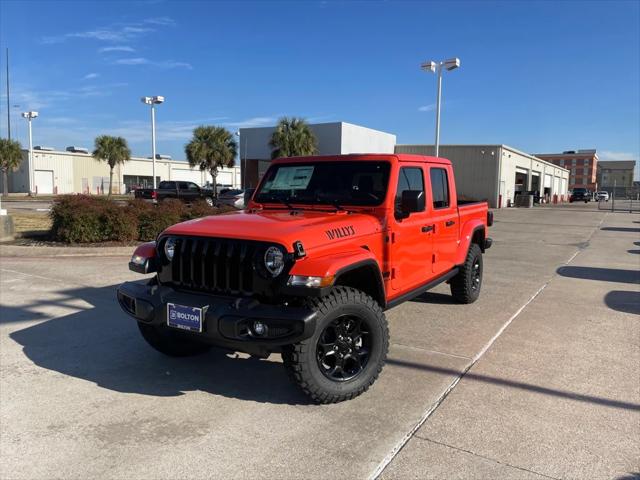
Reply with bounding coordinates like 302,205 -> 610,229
390,165 -> 433,292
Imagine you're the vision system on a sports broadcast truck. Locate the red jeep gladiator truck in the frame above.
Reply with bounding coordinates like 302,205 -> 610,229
118,154 -> 492,403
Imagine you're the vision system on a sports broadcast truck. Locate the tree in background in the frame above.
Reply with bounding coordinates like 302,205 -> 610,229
185,126 -> 237,198
0,138 -> 23,197
92,135 -> 131,197
269,117 -> 317,159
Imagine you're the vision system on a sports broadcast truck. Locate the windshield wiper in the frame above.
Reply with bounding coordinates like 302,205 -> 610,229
260,194 -> 295,209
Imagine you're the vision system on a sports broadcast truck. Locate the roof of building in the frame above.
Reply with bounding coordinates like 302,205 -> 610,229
395,144 -> 569,172
597,160 -> 636,169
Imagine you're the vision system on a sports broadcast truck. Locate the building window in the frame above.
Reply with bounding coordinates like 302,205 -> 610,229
572,159 -> 576,166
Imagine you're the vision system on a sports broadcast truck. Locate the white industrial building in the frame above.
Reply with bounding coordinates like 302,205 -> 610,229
395,144 -> 570,208
2,148 -> 241,195
238,122 -> 396,187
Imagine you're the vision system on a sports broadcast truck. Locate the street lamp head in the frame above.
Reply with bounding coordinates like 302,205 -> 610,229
443,57 -> 461,71
420,61 -> 436,73
141,96 -> 153,105
151,95 -> 165,104
21,111 -> 38,119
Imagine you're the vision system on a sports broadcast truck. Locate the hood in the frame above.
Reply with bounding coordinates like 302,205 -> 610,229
163,209 -> 384,252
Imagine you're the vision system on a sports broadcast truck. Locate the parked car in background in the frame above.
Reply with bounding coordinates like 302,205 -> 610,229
570,188 -> 590,203
134,181 -> 215,206
217,189 -> 246,209
596,191 -> 610,202
216,188 -> 256,209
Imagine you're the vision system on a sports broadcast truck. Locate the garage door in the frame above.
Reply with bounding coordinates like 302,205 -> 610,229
216,171 -> 232,187
544,174 -> 552,189
553,177 -> 560,194
171,169 -> 202,184
35,170 -> 54,194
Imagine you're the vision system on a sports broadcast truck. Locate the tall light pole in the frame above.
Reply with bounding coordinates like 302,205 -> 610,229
235,130 -> 248,188
21,111 -> 38,194
421,57 -> 460,157
141,96 -> 164,189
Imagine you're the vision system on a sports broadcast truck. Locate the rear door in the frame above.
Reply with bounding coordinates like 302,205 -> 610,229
390,164 -> 433,292
428,165 -> 459,275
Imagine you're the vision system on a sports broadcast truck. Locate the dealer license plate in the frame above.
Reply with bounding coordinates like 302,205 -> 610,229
167,303 -> 205,333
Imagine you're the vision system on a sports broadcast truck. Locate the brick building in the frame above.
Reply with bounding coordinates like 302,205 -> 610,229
535,149 -> 598,191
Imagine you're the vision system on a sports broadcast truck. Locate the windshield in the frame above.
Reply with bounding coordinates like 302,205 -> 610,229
254,161 -> 391,207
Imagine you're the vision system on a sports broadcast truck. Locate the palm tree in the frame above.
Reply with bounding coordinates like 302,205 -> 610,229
92,135 -> 131,197
185,126 -> 237,198
269,117 -> 317,159
0,138 -> 23,198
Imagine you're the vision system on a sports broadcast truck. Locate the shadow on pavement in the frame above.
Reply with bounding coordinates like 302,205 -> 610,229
410,292 -> 457,305
557,266 -> 640,284
628,249 -> 640,255
604,291 -> 640,315
600,227 -> 640,233
386,359 -> 640,412
4,284 -> 310,405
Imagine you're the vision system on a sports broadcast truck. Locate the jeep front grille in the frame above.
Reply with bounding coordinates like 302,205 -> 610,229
162,236 -> 260,295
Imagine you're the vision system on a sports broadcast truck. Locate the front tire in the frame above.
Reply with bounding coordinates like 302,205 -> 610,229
450,243 -> 483,304
282,287 -> 389,404
138,323 -> 211,357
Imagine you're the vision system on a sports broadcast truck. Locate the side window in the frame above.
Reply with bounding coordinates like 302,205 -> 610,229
178,182 -> 189,190
395,167 -> 425,212
430,168 -> 450,209
187,182 -> 199,191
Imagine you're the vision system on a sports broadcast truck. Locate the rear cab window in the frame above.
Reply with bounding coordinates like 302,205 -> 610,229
429,167 -> 450,209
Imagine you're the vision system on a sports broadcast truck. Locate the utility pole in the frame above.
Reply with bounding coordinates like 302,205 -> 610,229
5,48 -> 10,140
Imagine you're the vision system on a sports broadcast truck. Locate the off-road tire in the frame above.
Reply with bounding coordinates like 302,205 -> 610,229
450,243 -> 483,304
282,286 -> 389,404
138,323 -> 211,357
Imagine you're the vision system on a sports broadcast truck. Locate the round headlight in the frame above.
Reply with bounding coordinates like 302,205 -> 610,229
264,246 -> 284,277
164,237 -> 177,260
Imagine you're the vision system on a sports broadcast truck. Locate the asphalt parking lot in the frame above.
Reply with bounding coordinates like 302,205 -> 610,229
1,203 -> 638,479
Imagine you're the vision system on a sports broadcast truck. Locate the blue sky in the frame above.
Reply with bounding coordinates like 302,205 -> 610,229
1,0 -> 638,175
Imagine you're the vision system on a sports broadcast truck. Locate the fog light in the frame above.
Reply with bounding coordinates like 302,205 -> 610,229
252,321 -> 267,336
131,254 -> 146,266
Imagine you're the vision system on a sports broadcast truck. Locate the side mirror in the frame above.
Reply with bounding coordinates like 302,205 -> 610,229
398,190 -> 425,219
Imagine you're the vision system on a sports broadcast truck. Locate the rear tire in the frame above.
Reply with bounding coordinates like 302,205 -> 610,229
282,287 -> 389,404
138,323 -> 211,357
450,243 -> 483,304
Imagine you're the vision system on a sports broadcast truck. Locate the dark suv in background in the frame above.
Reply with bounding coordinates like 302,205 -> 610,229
569,188 -> 590,203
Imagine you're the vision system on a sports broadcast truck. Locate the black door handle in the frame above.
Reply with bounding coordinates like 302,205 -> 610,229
445,220 -> 456,227
421,225 -> 434,233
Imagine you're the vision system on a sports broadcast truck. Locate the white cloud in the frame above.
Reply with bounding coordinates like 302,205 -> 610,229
599,150 -> 636,160
1,83 -> 128,110
83,73 -> 100,80
224,116 -> 278,128
114,57 -> 192,69
41,17 -> 174,44
99,46 -> 135,53
418,104 -> 436,112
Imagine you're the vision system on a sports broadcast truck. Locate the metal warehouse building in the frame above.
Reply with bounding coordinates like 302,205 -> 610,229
395,144 -> 570,208
2,148 -> 241,195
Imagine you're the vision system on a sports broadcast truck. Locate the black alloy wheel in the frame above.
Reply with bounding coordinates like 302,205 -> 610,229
316,314 -> 371,382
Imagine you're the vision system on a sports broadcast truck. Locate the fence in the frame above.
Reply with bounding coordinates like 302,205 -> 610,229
598,197 -> 640,212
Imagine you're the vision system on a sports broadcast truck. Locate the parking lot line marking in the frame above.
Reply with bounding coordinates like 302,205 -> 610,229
368,219 -> 603,480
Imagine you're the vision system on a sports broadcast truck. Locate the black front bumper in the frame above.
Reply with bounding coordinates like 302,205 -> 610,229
117,280 -> 318,355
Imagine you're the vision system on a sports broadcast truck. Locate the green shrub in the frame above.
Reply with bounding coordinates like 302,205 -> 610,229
50,195 -> 108,243
100,203 -> 138,241
138,200 -> 185,241
50,195 -> 234,243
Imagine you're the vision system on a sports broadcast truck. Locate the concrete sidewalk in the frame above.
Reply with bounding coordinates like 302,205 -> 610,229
380,210 -> 640,479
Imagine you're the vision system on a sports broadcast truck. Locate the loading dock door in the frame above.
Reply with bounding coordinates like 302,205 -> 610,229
515,168 -> 529,193
531,172 -> 541,193
172,168 -> 202,184
34,170 -> 54,194
543,174 -> 552,197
